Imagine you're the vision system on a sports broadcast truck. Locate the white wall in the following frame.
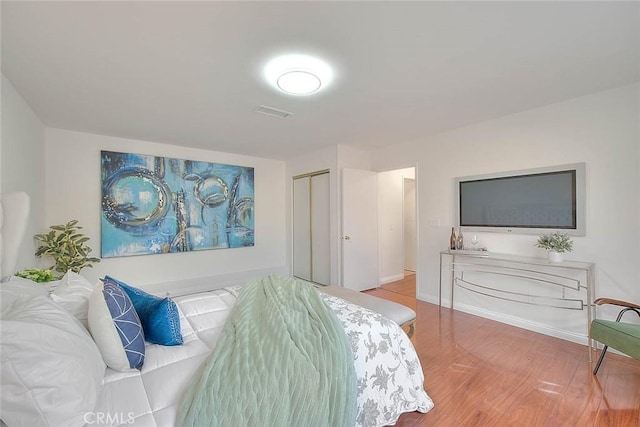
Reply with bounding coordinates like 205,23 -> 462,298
336,145 -> 371,171
1,75 -> 46,272
371,83 -> 640,340
45,128 -> 287,287
377,167 -> 414,284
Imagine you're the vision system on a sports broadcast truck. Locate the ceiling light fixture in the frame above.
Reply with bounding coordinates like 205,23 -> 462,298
264,54 -> 333,96
277,70 -> 321,95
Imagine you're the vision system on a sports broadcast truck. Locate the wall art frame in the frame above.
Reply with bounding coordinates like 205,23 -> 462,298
101,150 -> 254,258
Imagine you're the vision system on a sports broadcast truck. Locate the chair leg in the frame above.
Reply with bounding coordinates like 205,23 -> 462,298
407,321 -> 415,339
593,344 -> 609,375
592,307 -> 639,375
401,320 -> 415,338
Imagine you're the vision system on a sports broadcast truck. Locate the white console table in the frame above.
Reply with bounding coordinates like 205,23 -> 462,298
439,251 -> 595,361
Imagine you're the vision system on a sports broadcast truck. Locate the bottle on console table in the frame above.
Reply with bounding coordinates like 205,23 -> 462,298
449,227 -> 456,250
456,228 -> 464,250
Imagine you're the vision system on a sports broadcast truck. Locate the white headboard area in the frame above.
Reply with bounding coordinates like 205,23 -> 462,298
141,266 -> 289,297
0,192 -> 31,280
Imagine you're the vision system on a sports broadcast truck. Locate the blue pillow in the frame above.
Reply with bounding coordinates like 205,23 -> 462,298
103,276 -> 183,346
92,282 -> 145,371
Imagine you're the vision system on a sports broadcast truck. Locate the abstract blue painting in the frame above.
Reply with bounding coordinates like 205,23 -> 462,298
101,151 -> 254,258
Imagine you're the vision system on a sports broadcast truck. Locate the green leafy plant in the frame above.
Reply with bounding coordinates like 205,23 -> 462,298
535,232 -> 574,253
35,220 -> 100,276
15,268 -> 56,283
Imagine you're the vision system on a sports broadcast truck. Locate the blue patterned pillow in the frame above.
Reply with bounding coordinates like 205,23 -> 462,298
88,282 -> 145,371
104,276 -> 183,346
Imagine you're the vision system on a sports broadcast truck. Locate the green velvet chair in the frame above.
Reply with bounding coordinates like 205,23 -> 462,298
590,298 -> 640,375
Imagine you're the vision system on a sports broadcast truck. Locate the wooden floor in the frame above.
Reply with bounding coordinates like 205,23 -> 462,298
365,273 -> 640,426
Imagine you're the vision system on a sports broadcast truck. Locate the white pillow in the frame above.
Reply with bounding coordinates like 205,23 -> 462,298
0,275 -> 50,314
50,271 -> 95,329
1,295 -> 106,427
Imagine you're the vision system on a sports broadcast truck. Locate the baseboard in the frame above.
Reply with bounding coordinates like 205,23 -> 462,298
416,293 -> 588,346
379,273 -> 404,285
418,293 -> 444,306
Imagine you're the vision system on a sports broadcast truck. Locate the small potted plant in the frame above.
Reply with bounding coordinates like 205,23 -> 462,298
14,268 -> 57,283
34,220 -> 100,278
535,232 -> 573,263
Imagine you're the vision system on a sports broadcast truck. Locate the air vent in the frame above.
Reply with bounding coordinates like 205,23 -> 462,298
254,105 -> 293,119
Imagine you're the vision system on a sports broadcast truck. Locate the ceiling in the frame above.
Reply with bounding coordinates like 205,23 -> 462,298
2,2 -> 639,161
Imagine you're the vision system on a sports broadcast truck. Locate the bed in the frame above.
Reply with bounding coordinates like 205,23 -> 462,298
1,271 -> 433,427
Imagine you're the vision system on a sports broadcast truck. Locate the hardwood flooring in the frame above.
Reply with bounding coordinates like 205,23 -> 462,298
365,274 -> 640,426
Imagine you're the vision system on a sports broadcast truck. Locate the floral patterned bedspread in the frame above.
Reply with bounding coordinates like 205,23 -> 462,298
320,293 -> 434,426
225,284 -> 434,426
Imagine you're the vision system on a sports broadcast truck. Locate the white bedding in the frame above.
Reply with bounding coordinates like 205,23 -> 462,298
92,287 -> 433,426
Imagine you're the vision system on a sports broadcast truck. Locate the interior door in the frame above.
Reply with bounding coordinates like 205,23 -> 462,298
341,168 -> 378,291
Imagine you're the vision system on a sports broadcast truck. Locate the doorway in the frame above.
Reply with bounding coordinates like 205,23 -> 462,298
376,167 -> 417,290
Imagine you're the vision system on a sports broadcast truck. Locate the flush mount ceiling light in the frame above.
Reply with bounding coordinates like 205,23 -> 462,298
277,71 -> 321,95
264,54 -> 333,96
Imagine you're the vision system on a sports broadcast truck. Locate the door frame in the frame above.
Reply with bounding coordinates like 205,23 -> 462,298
403,176 -> 417,273
361,163 -> 419,296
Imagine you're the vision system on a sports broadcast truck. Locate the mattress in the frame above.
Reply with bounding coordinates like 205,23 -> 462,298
92,287 -> 433,426
93,290 -> 235,426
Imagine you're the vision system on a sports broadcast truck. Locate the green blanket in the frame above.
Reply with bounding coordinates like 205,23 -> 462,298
178,275 -> 356,427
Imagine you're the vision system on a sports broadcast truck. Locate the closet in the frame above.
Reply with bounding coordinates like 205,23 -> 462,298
292,170 -> 330,285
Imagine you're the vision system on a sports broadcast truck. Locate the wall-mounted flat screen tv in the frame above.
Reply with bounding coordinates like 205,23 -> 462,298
456,163 -> 585,236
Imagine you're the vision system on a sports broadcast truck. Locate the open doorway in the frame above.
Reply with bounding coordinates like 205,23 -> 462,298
376,166 -> 417,297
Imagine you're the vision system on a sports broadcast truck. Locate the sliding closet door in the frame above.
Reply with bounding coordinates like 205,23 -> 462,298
310,173 -> 330,285
292,171 -> 330,285
293,177 -> 311,281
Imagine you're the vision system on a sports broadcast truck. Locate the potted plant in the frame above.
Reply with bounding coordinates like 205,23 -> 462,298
34,220 -> 100,278
535,232 -> 573,263
14,268 -> 56,283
